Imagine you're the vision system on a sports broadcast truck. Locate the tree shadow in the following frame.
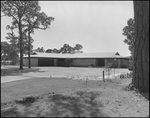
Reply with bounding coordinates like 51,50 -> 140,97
1,106 -> 23,117
1,91 -> 110,117
1,67 -> 46,76
46,91 -> 109,117
122,84 -> 149,101
141,93 -> 149,101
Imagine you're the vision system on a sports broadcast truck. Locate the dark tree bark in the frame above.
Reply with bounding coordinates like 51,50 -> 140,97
132,1 -> 149,92
28,23 -> 31,68
19,19 -> 23,70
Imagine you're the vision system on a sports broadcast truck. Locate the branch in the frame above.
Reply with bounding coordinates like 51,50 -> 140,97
36,27 -> 47,30
1,14 -> 7,17
6,3 -> 19,24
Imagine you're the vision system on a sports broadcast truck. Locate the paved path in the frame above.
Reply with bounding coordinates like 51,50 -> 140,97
1,66 -> 130,83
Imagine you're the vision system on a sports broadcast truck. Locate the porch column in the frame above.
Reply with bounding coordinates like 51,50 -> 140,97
105,59 -> 107,67
118,59 -> 121,68
54,59 -> 57,66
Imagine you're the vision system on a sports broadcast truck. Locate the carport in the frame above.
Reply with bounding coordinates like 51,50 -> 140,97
23,52 -> 130,68
38,58 -> 54,66
97,58 -> 105,66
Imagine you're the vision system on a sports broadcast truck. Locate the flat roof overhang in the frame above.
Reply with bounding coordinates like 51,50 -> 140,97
23,56 -> 129,60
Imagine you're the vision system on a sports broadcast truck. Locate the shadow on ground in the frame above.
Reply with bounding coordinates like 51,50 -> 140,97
1,91 -> 109,117
122,83 -> 149,101
1,67 -> 46,76
141,93 -> 149,101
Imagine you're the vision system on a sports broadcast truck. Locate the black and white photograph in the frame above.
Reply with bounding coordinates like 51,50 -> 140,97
1,1 -> 149,117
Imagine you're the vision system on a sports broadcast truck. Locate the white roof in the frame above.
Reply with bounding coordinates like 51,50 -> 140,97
24,52 -> 129,59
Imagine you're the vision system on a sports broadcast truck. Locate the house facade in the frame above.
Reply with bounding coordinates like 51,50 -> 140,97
23,52 -> 130,68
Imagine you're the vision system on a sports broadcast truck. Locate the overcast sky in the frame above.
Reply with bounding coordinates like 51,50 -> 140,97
1,1 -> 134,56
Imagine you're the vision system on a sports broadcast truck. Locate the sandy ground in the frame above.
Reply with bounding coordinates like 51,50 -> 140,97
1,66 -> 149,117
1,77 -> 149,117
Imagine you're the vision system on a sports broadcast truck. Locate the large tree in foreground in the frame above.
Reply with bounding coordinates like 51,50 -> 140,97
132,1 -> 149,92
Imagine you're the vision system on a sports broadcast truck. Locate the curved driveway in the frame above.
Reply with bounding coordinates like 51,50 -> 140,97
1,66 -> 130,83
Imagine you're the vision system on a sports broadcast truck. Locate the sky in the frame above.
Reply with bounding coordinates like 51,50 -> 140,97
1,1 -> 134,56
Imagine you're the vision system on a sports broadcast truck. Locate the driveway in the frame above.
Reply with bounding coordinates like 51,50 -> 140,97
1,66 -> 130,83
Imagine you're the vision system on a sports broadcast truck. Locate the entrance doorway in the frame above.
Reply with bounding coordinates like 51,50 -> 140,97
97,58 -> 105,67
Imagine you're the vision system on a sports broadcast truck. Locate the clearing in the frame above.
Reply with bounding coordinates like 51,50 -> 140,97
1,66 -> 149,117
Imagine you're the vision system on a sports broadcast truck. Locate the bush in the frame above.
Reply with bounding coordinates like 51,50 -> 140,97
15,96 -> 37,106
121,65 -> 127,68
111,65 -> 118,68
119,72 -> 133,79
105,63 -> 113,79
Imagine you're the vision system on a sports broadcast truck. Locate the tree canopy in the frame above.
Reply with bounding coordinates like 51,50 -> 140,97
34,47 -> 45,53
122,18 -> 135,53
1,41 -> 19,64
1,1 -> 54,69
45,44 -> 83,54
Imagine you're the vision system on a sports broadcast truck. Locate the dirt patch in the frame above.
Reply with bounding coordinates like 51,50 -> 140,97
1,90 -> 108,117
1,77 -> 149,117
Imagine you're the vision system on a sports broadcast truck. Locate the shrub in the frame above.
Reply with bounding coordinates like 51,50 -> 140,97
119,72 -> 133,79
15,96 -> 37,106
104,63 -> 113,79
121,65 -> 127,68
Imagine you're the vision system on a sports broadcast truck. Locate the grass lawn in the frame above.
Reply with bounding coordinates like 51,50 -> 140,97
1,66 -> 149,117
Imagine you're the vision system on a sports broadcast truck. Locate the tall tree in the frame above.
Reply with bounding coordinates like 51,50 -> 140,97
132,1 -> 149,92
1,1 -> 32,69
1,1 -> 54,69
5,25 -> 34,56
22,2 -> 54,68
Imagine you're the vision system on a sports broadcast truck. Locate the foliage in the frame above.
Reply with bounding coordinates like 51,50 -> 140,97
1,41 -> 19,64
120,65 -> 127,68
104,63 -> 113,79
122,18 -> 135,55
60,44 -> 72,53
120,72 -> 133,79
46,44 -> 83,54
34,47 -> 45,53
46,49 -> 53,53
6,25 -> 34,55
1,1 -> 54,69
15,96 -> 37,106
74,44 -> 83,51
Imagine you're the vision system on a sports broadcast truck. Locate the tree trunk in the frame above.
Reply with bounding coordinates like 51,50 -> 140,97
132,1 -> 149,92
19,19 -> 23,70
28,24 -> 31,68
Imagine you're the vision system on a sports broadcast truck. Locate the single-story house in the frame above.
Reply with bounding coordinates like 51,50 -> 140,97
23,52 -> 130,68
